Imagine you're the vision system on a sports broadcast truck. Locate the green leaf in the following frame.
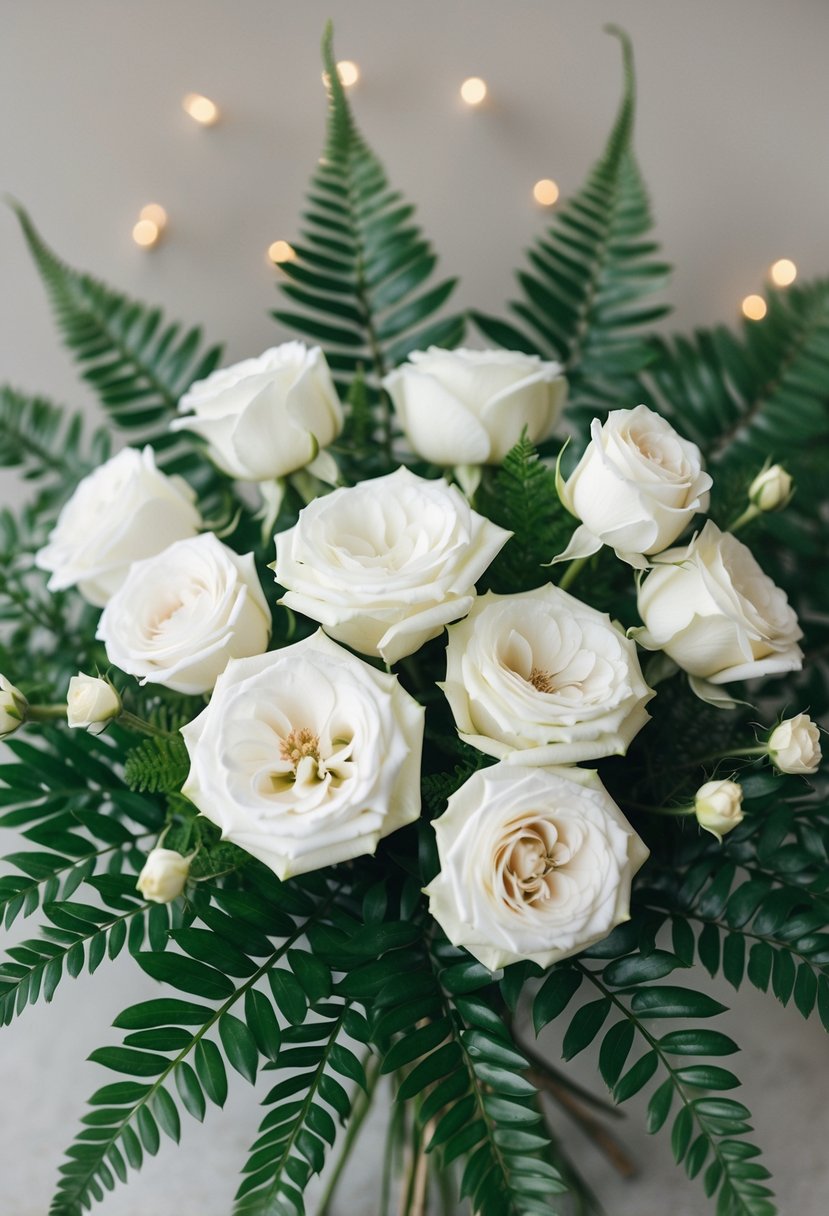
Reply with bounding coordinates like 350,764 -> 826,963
268,968 -> 308,1025
533,967 -> 584,1033
219,1013 -> 260,1084
562,998 -> 611,1060
629,986 -> 728,1019
244,989 -> 281,1063
135,951 -> 235,1001
614,1050 -> 659,1102
195,1038 -> 228,1108
87,1047 -> 168,1077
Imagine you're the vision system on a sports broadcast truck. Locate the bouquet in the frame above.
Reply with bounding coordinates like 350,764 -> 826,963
2,23 -> 827,1216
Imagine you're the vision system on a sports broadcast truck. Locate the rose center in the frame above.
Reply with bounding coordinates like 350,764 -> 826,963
528,666 -> 557,694
280,727 -> 321,771
500,831 -> 569,907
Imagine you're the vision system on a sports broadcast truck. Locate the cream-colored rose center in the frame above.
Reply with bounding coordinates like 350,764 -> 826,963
276,727 -> 324,789
497,824 -> 572,908
528,666 -> 556,694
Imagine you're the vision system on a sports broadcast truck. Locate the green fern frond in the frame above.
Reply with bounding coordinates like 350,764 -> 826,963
640,280 -> 829,472
12,204 -> 223,442
472,26 -> 670,420
273,24 -> 464,428
0,386 -> 111,497
123,735 -> 190,796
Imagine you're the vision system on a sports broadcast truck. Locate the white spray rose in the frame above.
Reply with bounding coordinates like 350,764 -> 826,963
554,405 -> 712,569
35,447 -> 201,607
441,586 -> 653,765
180,631 -> 424,879
768,713 -> 822,775
97,533 -> 271,695
749,464 -> 793,513
383,346 -> 567,467
171,342 -> 343,482
424,764 -> 649,971
0,676 -> 27,739
636,521 -> 803,689
274,467 -> 511,664
66,674 -> 121,735
694,779 -> 744,841
136,848 -> 191,903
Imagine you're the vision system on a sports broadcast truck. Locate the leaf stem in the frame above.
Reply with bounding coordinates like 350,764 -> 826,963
316,1051 -> 382,1216
558,554 -> 590,593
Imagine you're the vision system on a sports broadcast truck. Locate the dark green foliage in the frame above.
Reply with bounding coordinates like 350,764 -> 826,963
477,435 -> 573,592
0,385 -> 111,507
273,24 -> 464,454
472,27 -> 670,424
12,203 -> 223,443
123,735 -> 190,795
533,929 -> 775,1216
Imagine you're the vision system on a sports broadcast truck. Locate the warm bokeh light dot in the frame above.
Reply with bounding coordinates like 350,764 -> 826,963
742,294 -> 767,321
139,204 -> 168,231
132,219 -> 160,248
182,93 -> 220,125
770,258 -> 797,287
533,178 -> 560,206
337,60 -> 360,87
460,77 -> 487,106
268,240 -> 297,265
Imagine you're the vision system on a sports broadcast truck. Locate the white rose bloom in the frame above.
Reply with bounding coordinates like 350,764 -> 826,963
171,342 -> 343,482
554,404 -> 712,568
636,521 -> 803,687
136,848 -> 191,903
180,631 -> 424,879
768,713 -> 822,775
66,674 -> 121,735
274,467 -> 511,664
97,533 -> 271,695
383,346 -> 567,467
35,447 -> 201,607
0,675 -> 27,739
694,779 -> 744,841
441,586 -> 653,765
424,764 -> 649,971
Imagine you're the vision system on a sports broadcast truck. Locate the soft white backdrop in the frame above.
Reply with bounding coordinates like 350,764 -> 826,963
2,1 -> 829,1213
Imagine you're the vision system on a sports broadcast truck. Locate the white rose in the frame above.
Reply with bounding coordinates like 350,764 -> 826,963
441,586 -> 653,765
274,467 -> 511,664
97,533 -> 271,695
554,405 -> 712,568
66,674 -> 121,735
749,464 -> 793,513
180,631 -> 424,879
694,779 -> 743,841
636,521 -> 803,687
383,346 -> 567,466
768,713 -> 822,775
424,764 -> 649,971
171,342 -> 343,482
35,447 -> 202,607
0,675 -> 27,739
136,848 -> 191,903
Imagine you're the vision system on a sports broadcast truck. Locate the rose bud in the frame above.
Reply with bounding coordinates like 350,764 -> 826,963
694,779 -> 744,842
768,713 -> 822,775
66,674 -> 121,735
0,675 -> 27,739
136,848 -> 192,903
749,464 -> 793,513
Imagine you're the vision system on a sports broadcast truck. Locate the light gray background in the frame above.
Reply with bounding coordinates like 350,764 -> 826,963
1,2 -> 828,1213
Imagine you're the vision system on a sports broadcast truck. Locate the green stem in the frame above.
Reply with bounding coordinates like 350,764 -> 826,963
728,504 -> 760,533
26,703 -> 67,721
558,553 -> 590,592
117,710 -> 171,738
398,1111 -> 424,1216
316,1052 -> 382,1216
380,1088 -> 406,1216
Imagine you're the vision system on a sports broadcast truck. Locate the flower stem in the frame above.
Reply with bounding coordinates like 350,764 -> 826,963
315,1052 -> 381,1216
26,703 -> 67,722
117,710 -> 172,738
728,504 -> 760,533
557,554 -> 590,593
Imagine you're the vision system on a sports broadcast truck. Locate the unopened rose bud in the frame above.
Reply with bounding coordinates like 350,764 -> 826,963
136,848 -> 191,903
749,464 -> 793,513
0,676 -> 27,738
768,713 -> 822,775
694,778 -> 744,842
66,674 -> 121,735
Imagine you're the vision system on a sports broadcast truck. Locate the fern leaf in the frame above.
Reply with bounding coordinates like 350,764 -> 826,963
273,24 -> 463,443
0,386 -> 111,495
472,26 -> 670,420
12,204 -> 223,442
123,735 -> 190,795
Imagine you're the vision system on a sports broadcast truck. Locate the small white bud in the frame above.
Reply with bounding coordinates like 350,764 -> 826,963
136,848 -> 191,903
748,464 -> 793,513
66,674 -> 121,735
0,676 -> 27,739
694,778 -> 744,842
768,713 -> 822,775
